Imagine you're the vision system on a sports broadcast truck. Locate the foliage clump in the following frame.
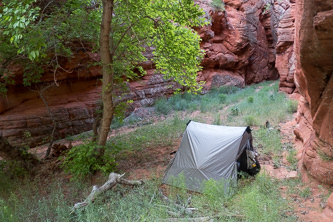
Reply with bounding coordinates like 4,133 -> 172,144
0,0 -> 101,94
210,0 -> 225,11
62,140 -> 119,180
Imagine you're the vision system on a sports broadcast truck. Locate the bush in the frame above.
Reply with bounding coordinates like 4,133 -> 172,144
219,94 -> 227,103
247,96 -> 254,103
218,85 -> 239,94
111,116 -> 124,129
210,0 -> 225,11
287,100 -> 298,113
62,140 -> 118,180
155,98 -> 172,115
230,107 -> 240,116
200,98 -> 210,113
244,115 -> 257,126
0,160 -> 27,178
173,99 -> 188,111
181,91 -> 194,101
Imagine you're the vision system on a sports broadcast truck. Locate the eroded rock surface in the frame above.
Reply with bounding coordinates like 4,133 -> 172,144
0,0 -> 289,147
294,0 -> 333,185
274,0 -> 296,94
196,0 -> 279,90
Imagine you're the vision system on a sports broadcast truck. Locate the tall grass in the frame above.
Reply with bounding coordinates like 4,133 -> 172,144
0,174 -> 87,222
155,81 -> 293,128
231,173 -> 287,221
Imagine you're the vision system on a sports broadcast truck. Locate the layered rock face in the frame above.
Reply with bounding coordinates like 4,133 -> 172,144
0,0 -> 286,147
0,52 -> 102,147
274,0 -> 297,94
294,0 -> 333,184
196,0 -> 279,90
0,52 -> 178,147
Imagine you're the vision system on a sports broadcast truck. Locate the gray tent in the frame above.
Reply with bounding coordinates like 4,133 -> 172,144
162,121 -> 259,192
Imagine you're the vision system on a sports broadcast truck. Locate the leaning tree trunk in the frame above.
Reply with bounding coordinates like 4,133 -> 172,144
0,136 -> 39,168
98,0 -> 115,150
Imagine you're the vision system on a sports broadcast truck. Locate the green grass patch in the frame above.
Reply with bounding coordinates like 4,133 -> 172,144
253,128 -> 283,157
231,173 -> 287,221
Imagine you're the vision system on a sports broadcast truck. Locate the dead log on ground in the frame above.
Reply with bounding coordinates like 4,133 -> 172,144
72,172 -> 144,212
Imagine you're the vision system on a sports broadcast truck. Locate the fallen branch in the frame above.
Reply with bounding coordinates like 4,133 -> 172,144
72,172 -> 144,212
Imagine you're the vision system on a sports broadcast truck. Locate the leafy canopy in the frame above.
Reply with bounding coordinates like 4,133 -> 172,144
0,0 -> 101,93
105,0 -> 207,92
0,0 -> 206,94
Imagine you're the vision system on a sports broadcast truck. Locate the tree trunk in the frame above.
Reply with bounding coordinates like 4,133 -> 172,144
98,0 -> 115,150
92,101 -> 103,142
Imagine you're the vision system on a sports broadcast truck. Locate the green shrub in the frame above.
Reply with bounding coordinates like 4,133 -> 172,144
287,100 -> 298,113
218,85 -> 239,94
0,160 -> 27,178
202,179 -> 235,207
181,91 -> 194,101
200,98 -> 210,113
219,94 -> 227,103
62,140 -> 118,180
230,107 -> 240,116
210,0 -> 225,11
247,96 -> 254,103
173,99 -> 188,111
168,93 -> 182,106
111,116 -> 124,129
244,115 -> 257,126
155,98 -> 172,115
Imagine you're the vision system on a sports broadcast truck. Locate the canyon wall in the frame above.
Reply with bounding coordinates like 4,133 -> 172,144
274,0 -> 296,94
293,0 -> 333,184
0,0 -> 287,147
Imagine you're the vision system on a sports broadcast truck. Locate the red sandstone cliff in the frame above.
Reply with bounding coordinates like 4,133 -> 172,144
293,0 -> 333,184
196,0 -> 279,90
0,0 -> 288,147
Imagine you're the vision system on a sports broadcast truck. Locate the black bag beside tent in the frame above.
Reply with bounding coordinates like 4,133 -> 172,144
236,130 -> 261,176
162,121 -> 261,192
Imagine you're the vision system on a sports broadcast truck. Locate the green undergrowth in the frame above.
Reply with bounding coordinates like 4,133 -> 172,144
0,171 -> 295,221
1,80 -> 301,221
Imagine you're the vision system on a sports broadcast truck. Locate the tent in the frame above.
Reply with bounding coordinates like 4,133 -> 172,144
162,121 -> 260,192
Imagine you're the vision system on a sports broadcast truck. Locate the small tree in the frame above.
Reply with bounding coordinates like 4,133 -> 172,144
97,0 -> 206,148
0,0 -> 206,156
